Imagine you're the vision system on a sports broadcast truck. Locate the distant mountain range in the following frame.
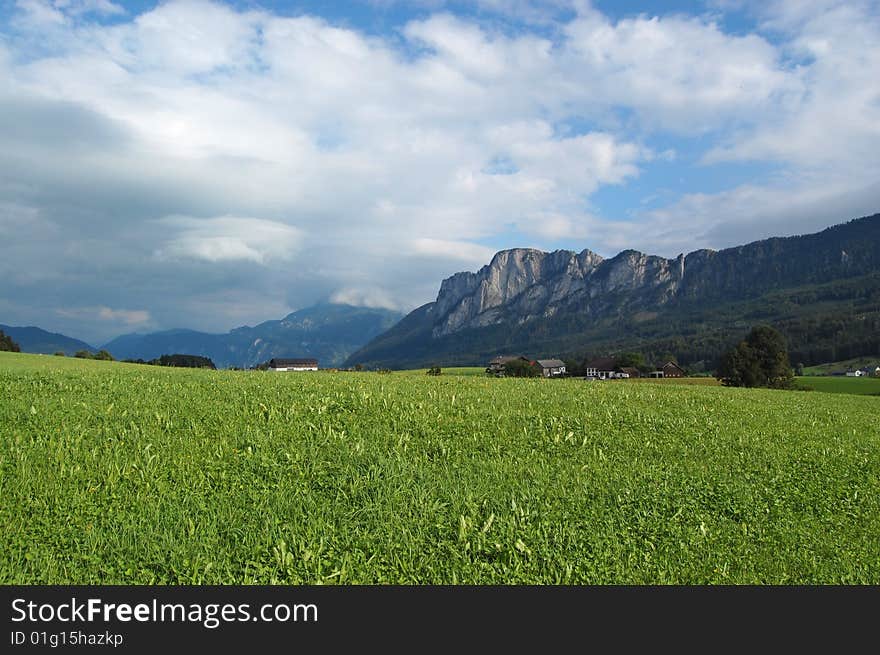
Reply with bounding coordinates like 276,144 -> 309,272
101,303 -> 403,368
0,324 -> 96,356
2,304 -> 403,368
346,213 -> 880,371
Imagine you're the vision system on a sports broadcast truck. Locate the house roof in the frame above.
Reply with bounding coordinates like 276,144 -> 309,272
268,358 -> 318,367
662,361 -> 685,372
536,359 -> 566,368
584,357 -> 617,370
619,367 -> 640,376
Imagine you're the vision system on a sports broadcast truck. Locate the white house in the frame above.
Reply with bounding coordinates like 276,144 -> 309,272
267,358 -> 318,371
584,357 -> 617,380
845,368 -> 862,377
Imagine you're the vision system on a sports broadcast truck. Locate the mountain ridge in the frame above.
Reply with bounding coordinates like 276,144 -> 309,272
0,324 -> 96,355
345,213 -> 880,370
102,303 -> 403,368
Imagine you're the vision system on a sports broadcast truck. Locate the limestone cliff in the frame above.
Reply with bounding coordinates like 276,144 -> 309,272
345,212 -> 880,369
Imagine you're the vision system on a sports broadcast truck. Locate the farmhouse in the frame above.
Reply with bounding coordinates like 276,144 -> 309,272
536,359 -> 566,377
661,361 -> 686,378
487,355 -> 530,376
618,367 -> 641,379
267,358 -> 318,371
584,357 -> 617,380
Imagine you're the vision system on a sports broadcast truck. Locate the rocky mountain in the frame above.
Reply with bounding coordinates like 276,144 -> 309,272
0,324 -> 96,355
346,213 -> 880,370
103,303 -> 403,368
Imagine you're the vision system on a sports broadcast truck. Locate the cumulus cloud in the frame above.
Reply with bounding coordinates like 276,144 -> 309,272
0,0 -> 877,343
560,7 -> 802,133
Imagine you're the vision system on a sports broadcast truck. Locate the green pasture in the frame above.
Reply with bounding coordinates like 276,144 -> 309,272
1,351 -> 878,584
796,375 -> 880,396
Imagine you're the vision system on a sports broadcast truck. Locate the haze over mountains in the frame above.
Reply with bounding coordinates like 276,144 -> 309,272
101,304 -> 402,368
346,213 -> 880,370
2,305 -> 402,369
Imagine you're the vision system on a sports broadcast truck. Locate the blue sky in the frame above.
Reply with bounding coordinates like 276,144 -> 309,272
1,0 -> 879,343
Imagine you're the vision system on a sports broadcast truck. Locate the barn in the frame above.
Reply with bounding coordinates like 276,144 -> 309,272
661,361 -> 686,378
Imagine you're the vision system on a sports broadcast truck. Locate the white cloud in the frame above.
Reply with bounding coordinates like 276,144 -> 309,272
97,307 -> 151,325
329,287 -> 400,311
560,7 -> 802,133
154,216 -> 303,264
412,238 -> 497,262
57,306 -> 152,326
704,1 -> 880,173
55,0 -> 125,16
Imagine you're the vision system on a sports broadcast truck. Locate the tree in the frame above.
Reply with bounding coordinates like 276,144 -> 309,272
54,351 -> 66,357
614,352 -> 645,370
503,358 -> 540,378
426,366 -> 442,376
716,325 -> 794,389
0,330 -> 21,352
74,350 -> 91,359
93,350 -> 115,361
151,354 -> 216,369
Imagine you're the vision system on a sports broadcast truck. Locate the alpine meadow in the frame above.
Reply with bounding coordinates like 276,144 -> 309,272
2,352 -> 877,584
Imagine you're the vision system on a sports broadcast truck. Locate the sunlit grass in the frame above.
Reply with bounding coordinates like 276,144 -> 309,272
1,351 -> 878,584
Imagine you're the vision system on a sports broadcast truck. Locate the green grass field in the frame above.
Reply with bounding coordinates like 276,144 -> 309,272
796,376 -> 880,396
628,376 -> 721,386
1,351 -> 878,584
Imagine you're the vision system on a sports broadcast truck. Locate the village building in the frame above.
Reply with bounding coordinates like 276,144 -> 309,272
584,357 -> 617,380
845,368 -> 863,377
267,358 -> 318,371
618,367 -> 641,379
536,359 -> 567,377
